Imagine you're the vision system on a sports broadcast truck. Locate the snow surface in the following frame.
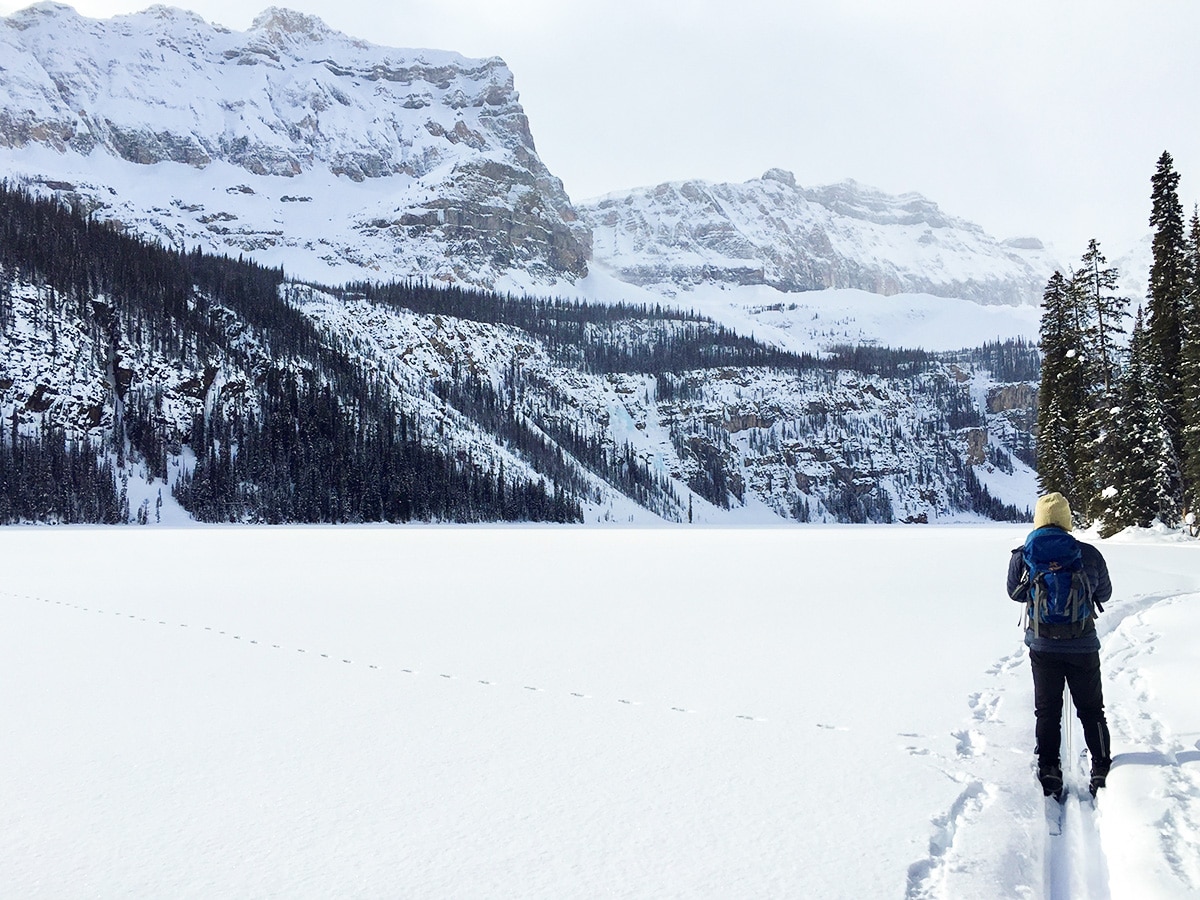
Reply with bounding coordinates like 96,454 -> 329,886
0,144 -> 1044,358
2,525 -> 1198,897
535,265 -> 1043,356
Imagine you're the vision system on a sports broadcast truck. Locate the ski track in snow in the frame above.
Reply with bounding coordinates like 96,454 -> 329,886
1097,595 -> 1200,894
905,588 -> 1200,900
1047,755 -> 1110,899
0,589 -> 804,729
902,592 -> 1195,900
904,778 -> 991,899
7,559 -> 1198,897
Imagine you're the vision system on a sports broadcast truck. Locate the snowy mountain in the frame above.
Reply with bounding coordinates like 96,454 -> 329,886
579,169 -> 1062,306
0,4 -> 1048,526
0,186 -> 1038,524
0,4 -> 1061,309
0,2 -> 589,287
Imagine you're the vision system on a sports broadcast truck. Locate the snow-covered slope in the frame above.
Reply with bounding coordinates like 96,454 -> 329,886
0,4 -> 1051,526
300,287 -> 1039,524
0,3 -> 589,286
579,169 -> 1063,306
0,241 -> 1038,525
0,5 -> 1065,311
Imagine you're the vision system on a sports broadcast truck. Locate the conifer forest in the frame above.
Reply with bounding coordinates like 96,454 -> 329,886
1035,151 -> 1200,536
1,177 -> 1042,525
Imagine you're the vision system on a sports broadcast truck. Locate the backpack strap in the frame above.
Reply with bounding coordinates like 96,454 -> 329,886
1008,547 -> 1030,602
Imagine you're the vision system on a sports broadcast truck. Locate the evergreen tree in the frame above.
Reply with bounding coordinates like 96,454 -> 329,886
1097,309 -> 1158,536
1146,151 -> 1189,516
1036,271 -> 1086,505
1072,239 -> 1129,397
1069,239 -> 1129,519
1178,207 -> 1200,512
1189,206 -> 1200,298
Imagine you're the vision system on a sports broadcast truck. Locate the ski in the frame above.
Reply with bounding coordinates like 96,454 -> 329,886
1045,791 -> 1065,836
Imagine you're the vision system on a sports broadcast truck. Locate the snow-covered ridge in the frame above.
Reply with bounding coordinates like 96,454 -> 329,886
0,2 -> 589,286
1,1 -> 519,178
0,3 -> 1061,308
580,170 -> 1062,306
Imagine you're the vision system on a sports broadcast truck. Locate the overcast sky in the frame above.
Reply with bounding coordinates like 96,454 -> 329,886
2,0 -> 1197,261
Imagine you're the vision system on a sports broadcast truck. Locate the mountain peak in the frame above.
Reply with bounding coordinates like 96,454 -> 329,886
4,1 -> 78,29
760,168 -> 797,189
0,1 -> 590,286
250,6 -> 336,43
579,172 -> 1059,304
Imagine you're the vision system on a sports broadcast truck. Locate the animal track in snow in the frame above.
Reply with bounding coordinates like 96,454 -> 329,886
9,590 -> 774,728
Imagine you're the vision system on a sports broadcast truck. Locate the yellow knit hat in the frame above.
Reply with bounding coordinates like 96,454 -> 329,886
1033,492 -> 1072,531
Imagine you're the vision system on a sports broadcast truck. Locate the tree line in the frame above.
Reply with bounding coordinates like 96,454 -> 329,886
0,180 -> 1034,525
1036,151 -> 1200,536
348,280 -> 940,378
0,413 -> 125,524
0,183 -> 578,523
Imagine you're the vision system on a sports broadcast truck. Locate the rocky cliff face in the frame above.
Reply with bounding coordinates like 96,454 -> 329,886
579,169 -> 1059,306
0,267 -> 1036,525
0,175 -> 1039,524
0,3 -> 589,286
0,6 -> 1059,308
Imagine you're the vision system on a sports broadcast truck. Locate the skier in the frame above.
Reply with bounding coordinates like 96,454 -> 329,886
1007,492 -> 1113,799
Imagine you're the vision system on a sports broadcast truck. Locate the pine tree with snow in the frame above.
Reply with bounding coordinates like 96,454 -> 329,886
1036,271 -> 1086,505
1068,240 -> 1130,520
1098,309 -> 1159,535
1146,151 -> 1189,517
1178,207 -> 1200,513
1072,239 -> 1129,398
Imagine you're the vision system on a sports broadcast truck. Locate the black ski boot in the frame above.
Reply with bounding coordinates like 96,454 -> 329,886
1090,759 -> 1111,797
1038,763 -> 1065,800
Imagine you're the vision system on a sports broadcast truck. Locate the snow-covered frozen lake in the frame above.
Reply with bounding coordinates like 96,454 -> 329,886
2,525 -> 1198,898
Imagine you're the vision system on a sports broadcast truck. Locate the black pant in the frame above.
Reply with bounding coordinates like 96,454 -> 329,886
1030,649 -> 1111,772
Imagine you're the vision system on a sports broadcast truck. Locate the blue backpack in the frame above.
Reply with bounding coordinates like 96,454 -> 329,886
1021,527 -> 1093,629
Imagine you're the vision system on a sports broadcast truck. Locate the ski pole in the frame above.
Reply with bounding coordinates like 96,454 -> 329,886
1062,685 -> 1072,780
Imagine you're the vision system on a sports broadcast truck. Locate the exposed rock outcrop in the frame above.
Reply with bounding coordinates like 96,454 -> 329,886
580,171 -> 1060,306
0,3 -> 589,287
